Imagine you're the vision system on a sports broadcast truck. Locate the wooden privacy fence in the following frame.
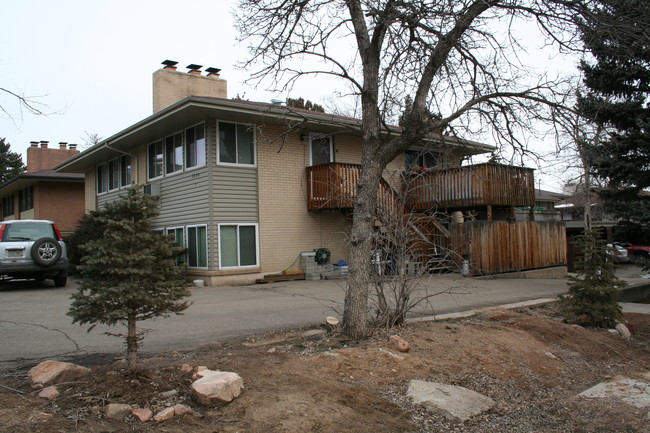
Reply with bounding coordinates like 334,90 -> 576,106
451,221 -> 566,276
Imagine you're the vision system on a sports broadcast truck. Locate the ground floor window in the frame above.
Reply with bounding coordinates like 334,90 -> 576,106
187,225 -> 208,268
219,224 -> 258,268
166,227 -> 186,266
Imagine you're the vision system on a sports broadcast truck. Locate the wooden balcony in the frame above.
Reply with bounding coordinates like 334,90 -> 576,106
404,163 -> 535,211
306,162 -> 535,212
306,163 -> 402,214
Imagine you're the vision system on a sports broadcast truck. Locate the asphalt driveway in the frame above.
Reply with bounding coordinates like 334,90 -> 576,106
1,267 -> 646,370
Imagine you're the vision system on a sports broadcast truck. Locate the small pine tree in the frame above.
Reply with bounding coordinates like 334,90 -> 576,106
68,188 -> 191,369
559,229 -> 625,328
66,209 -> 114,273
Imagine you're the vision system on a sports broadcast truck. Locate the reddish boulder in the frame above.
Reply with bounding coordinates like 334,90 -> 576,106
28,361 -> 90,385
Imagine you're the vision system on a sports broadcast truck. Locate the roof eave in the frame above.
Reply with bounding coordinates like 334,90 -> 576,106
56,96 -> 494,172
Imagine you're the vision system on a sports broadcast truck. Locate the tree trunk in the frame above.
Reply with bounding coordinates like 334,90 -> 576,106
126,313 -> 138,370
343,150 -> 385,339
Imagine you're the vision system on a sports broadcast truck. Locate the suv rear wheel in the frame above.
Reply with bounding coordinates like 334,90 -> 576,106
31,237 -> 62,267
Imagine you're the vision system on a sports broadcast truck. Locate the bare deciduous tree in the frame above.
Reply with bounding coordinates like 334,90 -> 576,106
235,0 -> 606,338
0,87 -> 51,126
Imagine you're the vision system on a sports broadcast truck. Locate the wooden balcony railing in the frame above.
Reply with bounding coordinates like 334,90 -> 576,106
404,163 -> 535,211
306,163 -> 403,214
306,162 -> 535,212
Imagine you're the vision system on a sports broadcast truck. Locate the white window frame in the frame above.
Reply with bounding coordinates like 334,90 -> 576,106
147,140 -> 165,180
185,122 -> 207,171
166,226 -> 186,266
217,121 -> 257,167
186,224 -> 209,269
120,155 -> 132,187
218,223 -> 259,269
108,159 -> 120,192
97,155 -> 132,195
164,131 -> 184,175
96,164 -> 109,194
308,132 -> 333,166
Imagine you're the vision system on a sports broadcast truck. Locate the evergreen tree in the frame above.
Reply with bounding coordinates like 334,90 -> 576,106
0,138 -> 25,183
68,188 -> 191,370
559,229 -> 625,328
577,0 -> 650,224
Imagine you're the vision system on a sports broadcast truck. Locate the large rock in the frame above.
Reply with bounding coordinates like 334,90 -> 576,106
579,375 -> 650,408
389,335 -> 411,352
191,370 -> 243,406
28,360 -> 90,385
407,380 -> 495,421
105,403 -> 133,420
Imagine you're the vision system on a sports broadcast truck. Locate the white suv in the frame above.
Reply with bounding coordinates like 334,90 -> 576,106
0,220 -> 69,287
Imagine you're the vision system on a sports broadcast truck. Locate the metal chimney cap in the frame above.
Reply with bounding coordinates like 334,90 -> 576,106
162,60 -> 178,67
186,64 -> 203,70
206,67 -> 221,74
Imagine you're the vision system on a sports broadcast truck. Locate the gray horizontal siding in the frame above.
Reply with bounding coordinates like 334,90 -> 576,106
213,166 -> 258,223
96,189 -> 129,208
154,168 -> 211,227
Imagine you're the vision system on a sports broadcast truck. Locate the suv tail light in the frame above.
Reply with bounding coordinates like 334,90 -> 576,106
53,224 -> 63,241
0,224 -> 5,241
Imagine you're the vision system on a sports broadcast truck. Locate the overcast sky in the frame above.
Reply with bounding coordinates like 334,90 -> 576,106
2,1 -> 577,191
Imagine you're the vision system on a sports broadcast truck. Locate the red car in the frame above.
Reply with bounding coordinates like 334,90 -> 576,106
618,243 -> 650,258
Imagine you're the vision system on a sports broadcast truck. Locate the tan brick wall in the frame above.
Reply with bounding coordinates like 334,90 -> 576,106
257,125 -> 356,273
84,168 -> 96,212
256,126 -> 415,274
153,69 -> 227,113
133,145 -> 147,186
35,181 -> 85,233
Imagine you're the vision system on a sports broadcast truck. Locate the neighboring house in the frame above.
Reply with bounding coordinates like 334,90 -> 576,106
0,143 -> 84,235
56,61 -> 566,284
515,189 -> 567,223
555,188 -> 621,271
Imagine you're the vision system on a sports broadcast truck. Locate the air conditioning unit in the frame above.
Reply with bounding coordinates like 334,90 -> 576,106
143,182 -> 161,196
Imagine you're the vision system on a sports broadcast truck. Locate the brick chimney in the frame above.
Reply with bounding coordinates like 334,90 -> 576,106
152,60 -> 228,113
26,142 -> 81,173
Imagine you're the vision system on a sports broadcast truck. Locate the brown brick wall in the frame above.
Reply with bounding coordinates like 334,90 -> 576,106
26,146 -> 80,173
35,181 -> 85,233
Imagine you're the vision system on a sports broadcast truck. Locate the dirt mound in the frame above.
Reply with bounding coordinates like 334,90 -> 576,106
0,306 -> 648,432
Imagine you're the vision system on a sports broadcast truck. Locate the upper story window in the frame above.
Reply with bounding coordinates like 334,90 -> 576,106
19,186 -> 34,212
165,132 -> 184,174
218,122 -> 255,166
309,133 -> 333,166
108,159 -> 120,190
186,124 -> 206,168
98,155 -> 131,194
405,150 -> 440,172
146,123 -> 206,180
120,155 -> 132,187
148,140 -> 164,179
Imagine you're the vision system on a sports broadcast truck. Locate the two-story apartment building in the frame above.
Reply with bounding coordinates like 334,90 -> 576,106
58,62 -> 517,284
